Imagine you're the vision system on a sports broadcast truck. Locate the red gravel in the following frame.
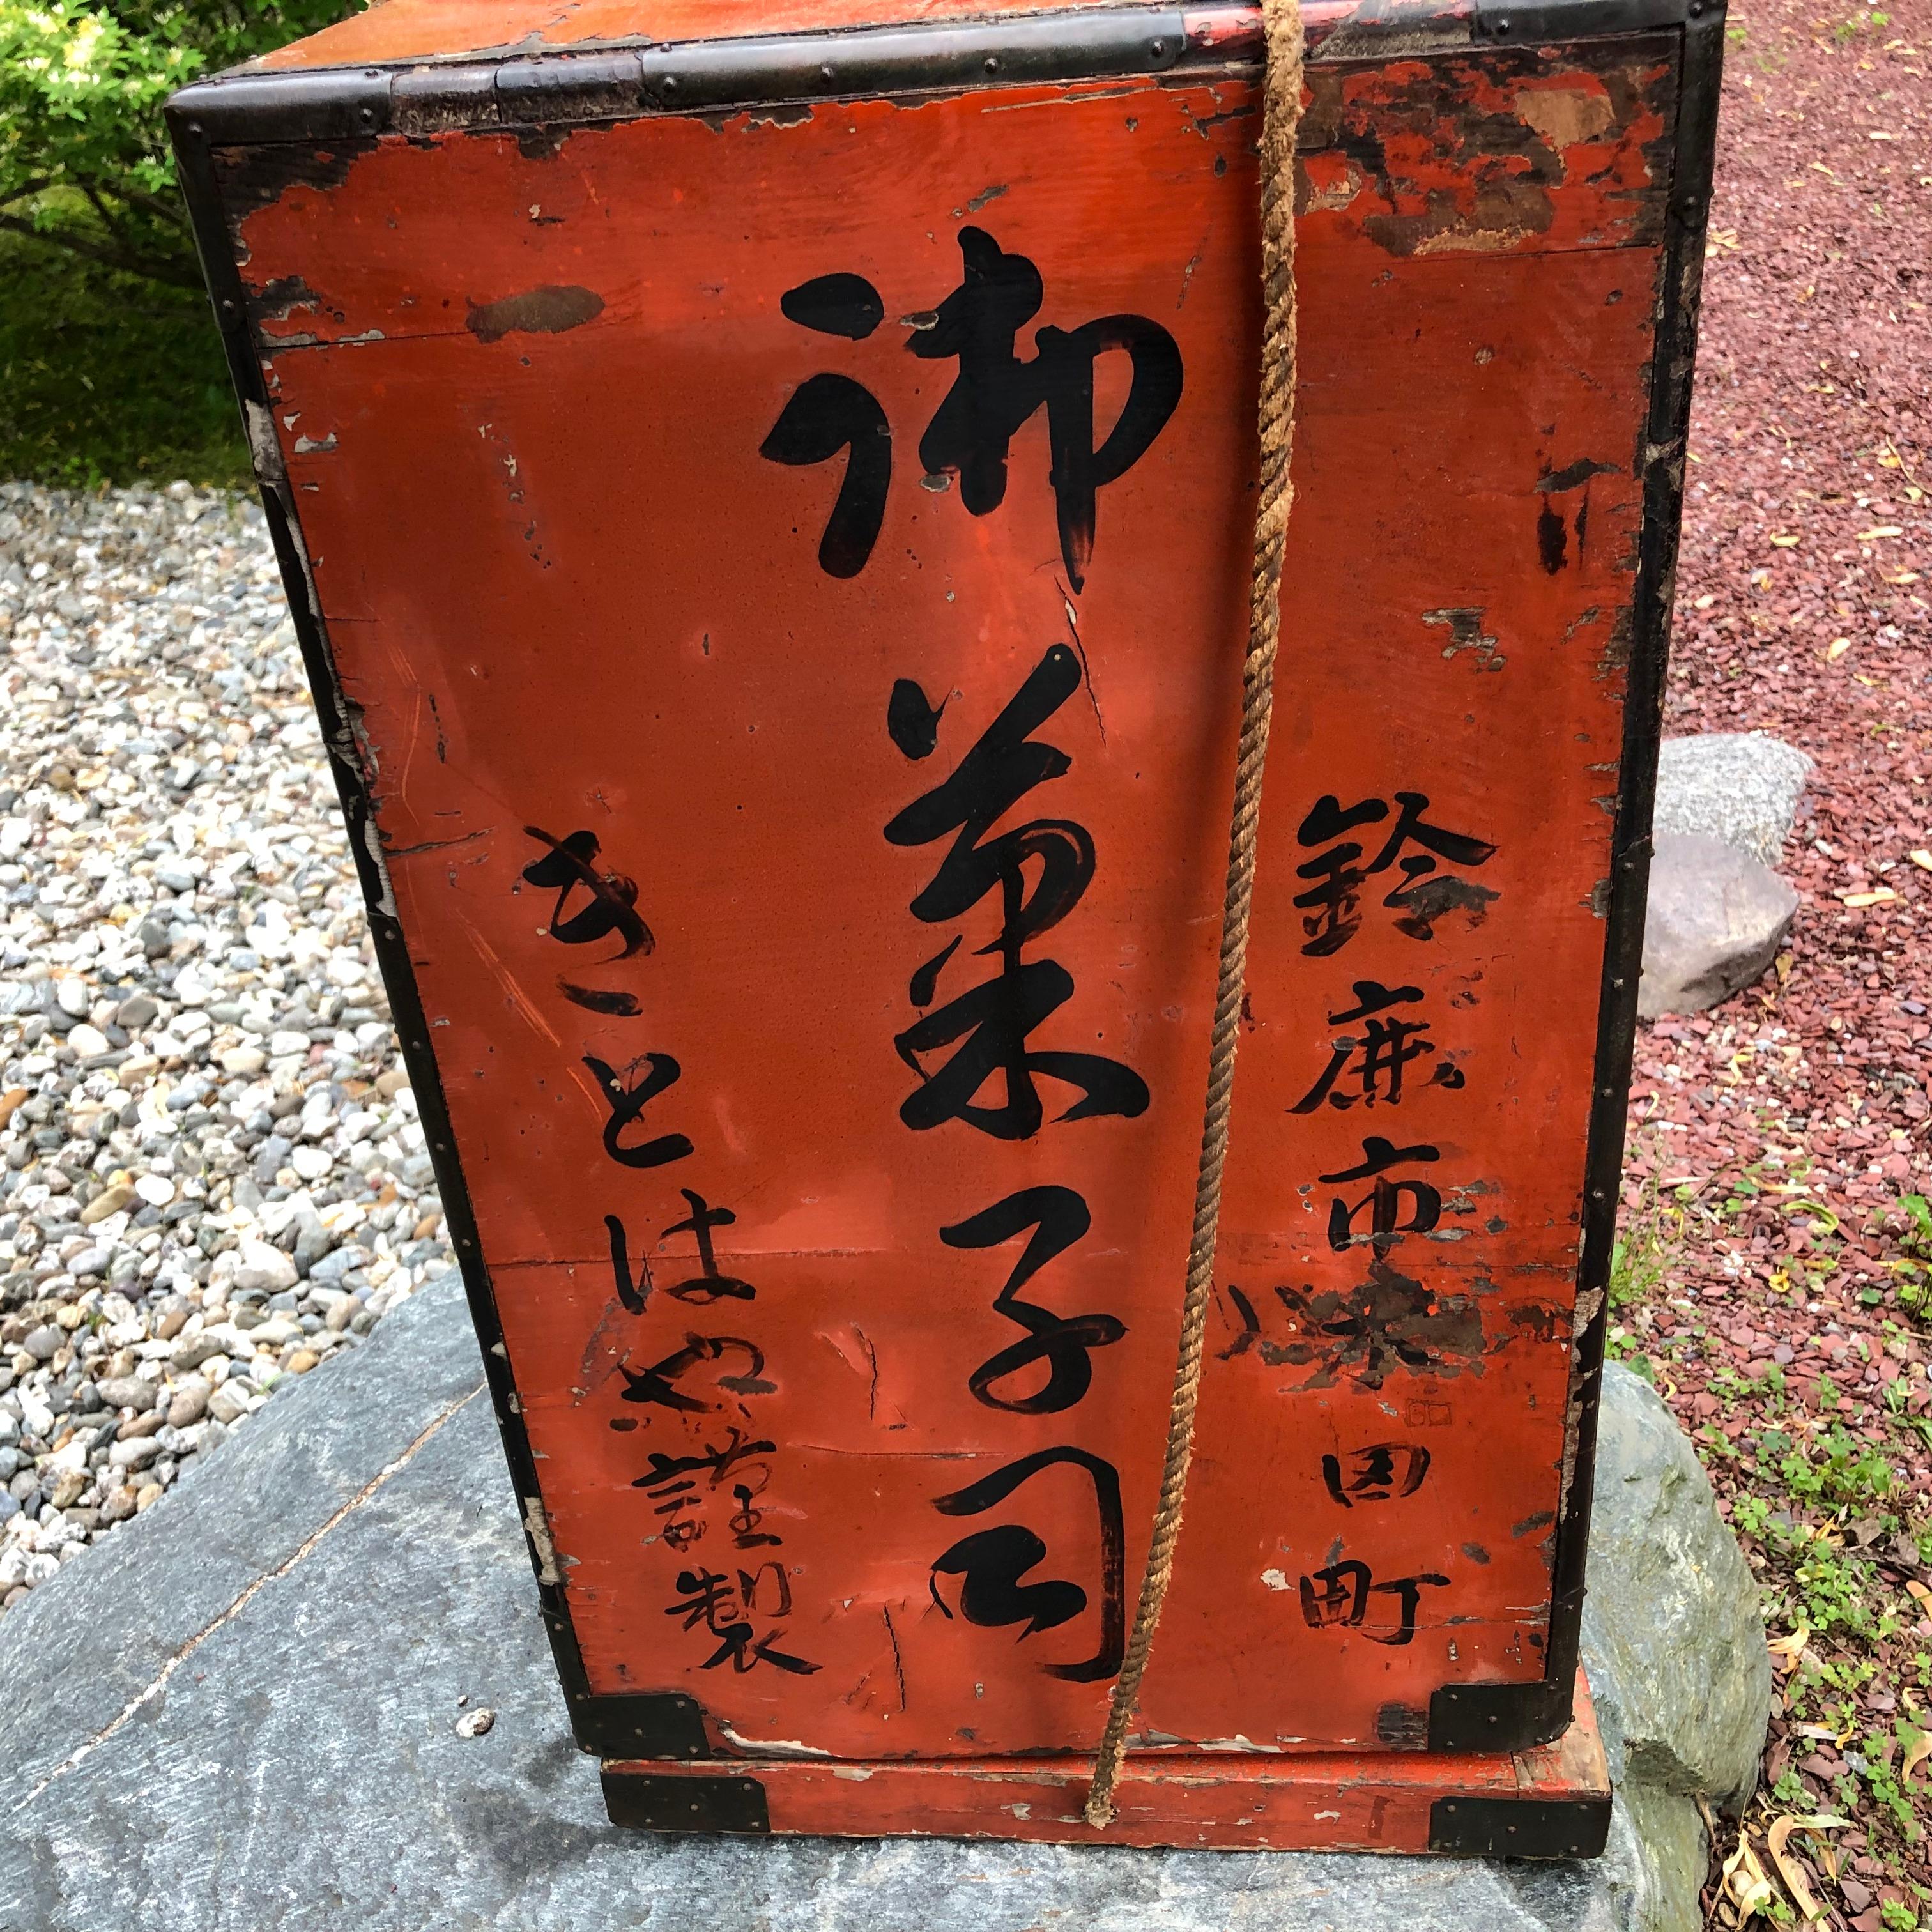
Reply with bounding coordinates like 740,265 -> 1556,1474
1615,0 -> 1932,1917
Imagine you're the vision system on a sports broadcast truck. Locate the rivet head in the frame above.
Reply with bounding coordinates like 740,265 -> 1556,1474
1150,37 -> 1166,55
820,63 -> 834,81
661,73 -> 678,93
984,54 -> 999,72
1494,13 -> 1511,29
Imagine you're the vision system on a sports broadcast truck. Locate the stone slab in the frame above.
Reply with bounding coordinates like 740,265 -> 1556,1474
0,1276 -> 1762,1932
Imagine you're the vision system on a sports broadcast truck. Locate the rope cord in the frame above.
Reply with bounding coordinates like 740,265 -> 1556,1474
1083,0 -> 1305,1830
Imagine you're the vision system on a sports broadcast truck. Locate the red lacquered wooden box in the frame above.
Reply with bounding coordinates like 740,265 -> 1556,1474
169,0 -> 1720,1854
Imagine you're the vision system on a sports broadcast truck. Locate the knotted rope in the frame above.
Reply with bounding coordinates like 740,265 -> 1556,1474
1084,0 -> 1305,1830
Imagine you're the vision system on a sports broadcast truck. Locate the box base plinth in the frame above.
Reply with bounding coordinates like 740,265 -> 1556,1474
600,1668 -> 1611,1856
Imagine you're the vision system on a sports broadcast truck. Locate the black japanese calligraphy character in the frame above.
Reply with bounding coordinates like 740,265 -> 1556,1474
1270,1258 -> 1484,1390
1298,1560 -> 1447,1646
604,1213 -> 650,1314
1290,980 -> 1464,1112
708,1624 -> 819,1674
661,1190 -> 756,1303
1294,793 -> 1498,954
1321,1442 -> 1432,1507
1216,1282 -> 1264,1361
782,272 -> 885,339
766,238 -> 1182,589
584,1053 -> 694,1170
729,1480 -> 782,1550
940,1186 -> 1123,1414
762,372 -> 892,579
521,826 -> 654,960
1298,1557 -> 1370,1629
631,1428 -> 775,1491
645,1477 -> 706,1550
666,1565 -> 820,1675
912,226 -> 1183,592
618,1334 -> 775,1413
928,1446 -> 1124,1682
1322,1135 -> 1443,1253
763,276 -> 891,576
885,646 -> 1148,1139
887,677 -> 947,760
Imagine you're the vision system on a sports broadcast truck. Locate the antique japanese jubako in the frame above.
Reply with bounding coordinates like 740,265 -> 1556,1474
168,0 -> 1719,1857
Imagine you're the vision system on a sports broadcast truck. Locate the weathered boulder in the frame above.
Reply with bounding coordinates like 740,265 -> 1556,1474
1653,732 -> 1812,868
0,1282 -> 1767,1932
1640,832 -> 1798,1018
1584,1365 -> 1770,1816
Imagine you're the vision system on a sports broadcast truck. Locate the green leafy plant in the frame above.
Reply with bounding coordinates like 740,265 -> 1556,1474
1890,1194 -> 1932,1317
1,2 -> 360,290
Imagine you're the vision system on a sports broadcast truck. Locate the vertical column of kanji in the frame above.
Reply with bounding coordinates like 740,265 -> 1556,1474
1231,791 -> 1503,1646
760,223 -> 1186,1703
514,825 -> 821,1686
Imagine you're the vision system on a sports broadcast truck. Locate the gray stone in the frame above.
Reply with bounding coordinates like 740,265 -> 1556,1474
1653,732 -> 1812,866
165,1377 -> 211,1429
205,1383 -> 250,1427
0,1282 -> 1765,1932
1583,1365 -> 1770,1814
91,1377 -> 155,1413
167,1333 -> 225,1372
1639,834 -> 1797,1018
20,1324 -> 61,1362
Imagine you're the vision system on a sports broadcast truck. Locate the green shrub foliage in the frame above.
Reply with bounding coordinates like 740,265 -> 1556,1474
1,3 -> 359,288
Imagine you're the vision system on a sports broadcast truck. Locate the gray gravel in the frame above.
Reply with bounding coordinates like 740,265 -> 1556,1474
0,480 -> 456,1611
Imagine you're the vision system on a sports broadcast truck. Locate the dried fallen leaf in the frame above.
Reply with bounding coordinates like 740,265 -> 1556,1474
1767,1813 -> 1848,1921
1771,533 -> 1801,547
1910,850 -> 1932,873
1856,525 -> 1905,540
1907,1578 -> 1932,1614
1768,1623 -> 1812,1671
1827,638 -> 1852,660
1722,1837 -> 1778,1921
1841,888 -> 1897,907
1904,1728 -> 1932,1785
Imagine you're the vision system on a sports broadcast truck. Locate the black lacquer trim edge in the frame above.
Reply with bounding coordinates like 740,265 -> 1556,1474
1430,0 -> 1724,1758
602,1769 -> 774,1834
166,0 -> 1720,144
163,106 -> 674,1762
1427,1793 -> 1614,1859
